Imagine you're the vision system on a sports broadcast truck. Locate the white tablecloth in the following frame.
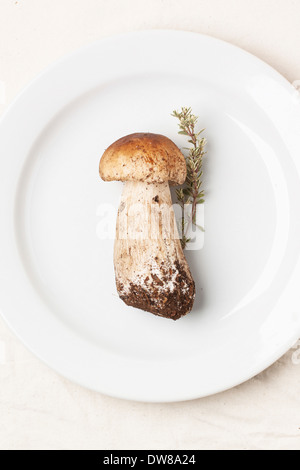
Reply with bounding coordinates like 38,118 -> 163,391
0,0 -> 300,450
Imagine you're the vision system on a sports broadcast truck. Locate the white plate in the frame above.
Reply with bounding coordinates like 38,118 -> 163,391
1,30 -> 300,402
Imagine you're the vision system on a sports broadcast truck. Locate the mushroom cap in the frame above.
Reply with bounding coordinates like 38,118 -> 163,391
99,133 -> 187,185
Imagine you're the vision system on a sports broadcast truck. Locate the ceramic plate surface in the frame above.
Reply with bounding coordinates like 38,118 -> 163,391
1,30 -> 300,402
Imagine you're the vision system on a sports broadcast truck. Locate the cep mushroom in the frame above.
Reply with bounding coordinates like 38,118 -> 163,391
99,133 -> 195,320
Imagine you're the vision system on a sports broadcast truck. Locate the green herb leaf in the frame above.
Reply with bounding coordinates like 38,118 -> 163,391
172,107 -> 207,249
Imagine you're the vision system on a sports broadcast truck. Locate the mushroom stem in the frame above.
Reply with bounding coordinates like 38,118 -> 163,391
114,181 -> 195,320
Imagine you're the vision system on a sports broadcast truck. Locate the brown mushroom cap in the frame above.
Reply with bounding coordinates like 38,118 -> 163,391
99,133 -> 187,185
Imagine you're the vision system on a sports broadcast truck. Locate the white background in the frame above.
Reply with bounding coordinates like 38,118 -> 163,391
1,0 -> 300,450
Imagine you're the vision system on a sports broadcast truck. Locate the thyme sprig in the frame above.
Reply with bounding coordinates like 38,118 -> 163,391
172,107 -> 207,249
